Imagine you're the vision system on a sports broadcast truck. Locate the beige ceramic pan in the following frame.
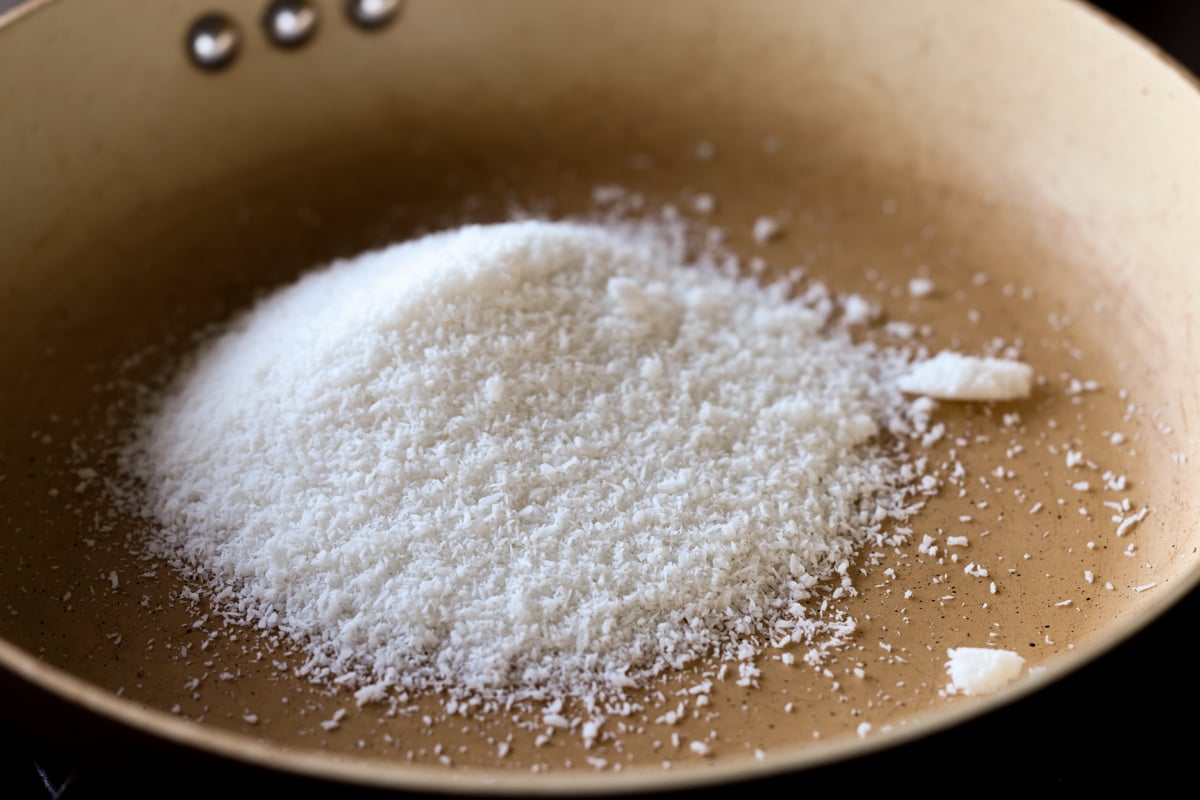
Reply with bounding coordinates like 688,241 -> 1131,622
2,0 -> 1199,794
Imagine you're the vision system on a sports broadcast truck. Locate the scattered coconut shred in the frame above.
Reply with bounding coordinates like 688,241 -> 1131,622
118,218 -> 1032,746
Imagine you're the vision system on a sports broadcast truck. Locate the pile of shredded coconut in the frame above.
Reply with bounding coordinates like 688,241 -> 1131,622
121,219 -> 957,708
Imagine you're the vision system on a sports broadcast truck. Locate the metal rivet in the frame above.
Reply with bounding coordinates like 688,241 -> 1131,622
263,0 -> 319,49
345,0 -> 402,31
187,13 -> 241,71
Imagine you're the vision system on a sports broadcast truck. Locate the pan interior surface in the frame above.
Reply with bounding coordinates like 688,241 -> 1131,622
1,0 -> 1199,792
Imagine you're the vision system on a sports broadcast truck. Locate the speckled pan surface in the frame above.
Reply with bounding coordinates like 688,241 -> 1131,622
1,0 -> 1198,794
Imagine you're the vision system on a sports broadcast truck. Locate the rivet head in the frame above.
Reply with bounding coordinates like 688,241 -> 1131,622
345,0 -> 403,31
187,13 -> 241,71
263,0 -> 320,49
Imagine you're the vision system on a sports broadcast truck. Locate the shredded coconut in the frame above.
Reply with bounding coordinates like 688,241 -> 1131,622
897,352 -> 1033,401
123,220 -> 933,709
907,277 -> 934,298
751,215 -> 782,244
944,647 -> 1025,695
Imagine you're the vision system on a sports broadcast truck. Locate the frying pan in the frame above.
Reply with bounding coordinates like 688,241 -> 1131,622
2,0 -> 1199,794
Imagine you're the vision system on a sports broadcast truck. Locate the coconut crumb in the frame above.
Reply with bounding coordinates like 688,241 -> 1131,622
908,277 -> 934,298
944,647 -> 1025,695
751,215 -> 782,244
897,352 -> 1033,401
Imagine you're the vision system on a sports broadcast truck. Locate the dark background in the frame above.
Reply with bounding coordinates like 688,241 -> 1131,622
2,1 -> 1198,797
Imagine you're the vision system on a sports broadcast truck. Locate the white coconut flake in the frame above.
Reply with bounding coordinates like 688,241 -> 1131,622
841,295 -> 874,327
1116,507 -> 1150,537
691,193 -> 716,215
751,215 -> 782,243
897,352 -> 1033,401
944,647 -> 1025,696
907,277 -> 934,298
